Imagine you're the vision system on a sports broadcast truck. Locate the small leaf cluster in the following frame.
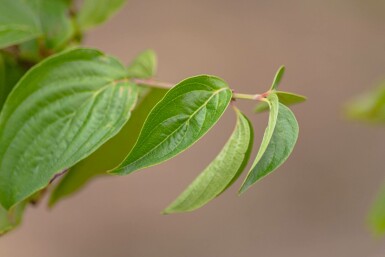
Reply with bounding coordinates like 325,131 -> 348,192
0,0 -> 306,234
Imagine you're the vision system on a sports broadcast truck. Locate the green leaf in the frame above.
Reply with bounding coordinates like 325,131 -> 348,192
49,88 -> 167,207
127,49 -> 157,79
0,0 -> 42,48
29,0 -> 74,50
346,84 -> 385,123
163,108 -> 253,214
254,91 -> 307,113
270,65 -> 285,90
369,183 -> 385,235
110,75 -> 232,175
0,48 -> 138,209
240,94 -> 299,194
0,201 -> 26,235
77,0 -> 127,30
0,53 -> 26,111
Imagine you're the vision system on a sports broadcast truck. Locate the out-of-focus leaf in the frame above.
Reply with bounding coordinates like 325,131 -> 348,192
163,108 -> 253,214
0,0 -> 42,48
0,53 -> 26,110
110,75 -> 232,175
49,88 -> 167,207
77,0 -> 127,30
240,94 -> 299,193
369,184 -> 385,235
346,84 -> 385,123
127,49 -> 157,79
0,48 -> 138,209
254,91 -> 307,113
0,201 -> 27,235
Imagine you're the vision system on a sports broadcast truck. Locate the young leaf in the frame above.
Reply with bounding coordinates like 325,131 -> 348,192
0,201 -> 26,235
0,0 -> 42,48
240,94 -> 299,194
270,65 -> 285,90
127,49 -> 157,79
254,91 -> 307,113
49,88 -> 167,207
346,84 -> 385,123
163,108 -> 253,214
110,75 -> 232,175
368,184 -> 385,235
77,0 -> 127,30
0,48 -> 138,209
28,0 -> 74,50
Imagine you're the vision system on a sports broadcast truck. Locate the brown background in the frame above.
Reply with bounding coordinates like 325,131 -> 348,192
1,0 -> 385,256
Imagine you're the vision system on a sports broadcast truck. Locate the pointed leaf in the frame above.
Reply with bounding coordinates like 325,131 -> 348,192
270,65 -> 285,90
254,91 -> 307,113
127,49 -> 157,79
110,75 -> 232,175
77,0 -> 127,30
0,0 -> 42,48
164,108 -> 253,214
49,88 -> 167,207
240,94 -> 299,193
0,48 -> 138,209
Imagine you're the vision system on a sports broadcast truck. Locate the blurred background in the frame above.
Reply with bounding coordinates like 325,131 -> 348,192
1,0 -> 385,256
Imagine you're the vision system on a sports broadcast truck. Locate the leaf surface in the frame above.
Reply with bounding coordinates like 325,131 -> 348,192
270,65 -> 285,90
127,49 -> 157,79
164,108 -> 253,214
254,91 -> 307,113
0,48 -> 137,209
0,201 -> 26,235
240,94 -> 299,193
77,0 -> 127,30
368,184 -> 385,235
0,0 -> 42,48
110,75 -> 232,175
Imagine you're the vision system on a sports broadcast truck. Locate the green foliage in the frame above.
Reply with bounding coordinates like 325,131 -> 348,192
240,94 -> 299,194
369,184 -> 385,235
0,0 -> 42,48
0,0 -> 305,234
0,48 -> 138,209
164,108 -> 253,214
110,76 -> 232,175
77,0 -> 128,30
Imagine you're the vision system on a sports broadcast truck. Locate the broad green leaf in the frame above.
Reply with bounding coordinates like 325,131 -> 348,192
110,75 -> 232,175
368,183 -> 385,235
127,49 -> 157,79
0,0 -> 42,48
0,48 -> 138,209
77,0 -> 127,30
270,65 -> 285,90
163,108 -> 253,214
254,91 -> 307,113
346,84 -> 385,123
0,53 -> 26,110
49,88 -> 167,207
0,201 -> 26,235
28,0 -> 74,50
240,94 -> 299,194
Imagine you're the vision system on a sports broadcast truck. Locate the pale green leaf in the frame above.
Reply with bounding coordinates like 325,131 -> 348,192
270,65 -> 285,90
0,48 -> 138,209
0,201 -> 26,235
254,91 -> 307,113
77,0 -> 127,30
49,88 -> 167,207
240,94 -> 299,193
346,84 -> 385,123
0,0 -> 42,48
110,75 -> 232,175
163,108 -> 253,214
127,49 -> 157,79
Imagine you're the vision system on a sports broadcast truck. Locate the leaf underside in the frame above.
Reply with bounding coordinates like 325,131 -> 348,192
254,91 -> 307,113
